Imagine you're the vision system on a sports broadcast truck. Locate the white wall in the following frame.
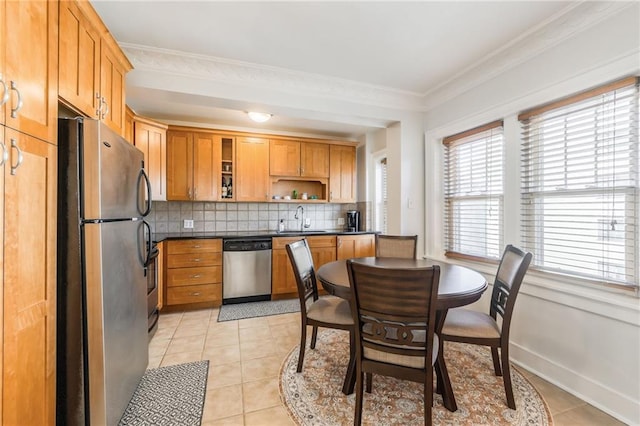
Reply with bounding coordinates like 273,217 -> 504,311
424,5 -> 640,424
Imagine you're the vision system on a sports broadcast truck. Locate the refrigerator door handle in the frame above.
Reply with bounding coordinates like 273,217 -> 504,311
139,220 -> 155,270
137,168 -> 152,217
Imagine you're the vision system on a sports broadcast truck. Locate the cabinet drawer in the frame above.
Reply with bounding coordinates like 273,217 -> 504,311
307,235 -> 336,248
167,252 -> 222,268
167,266 -> 221,287
272,236 -> 305,250
167,284 -> 221,305
167,239 -> 222,254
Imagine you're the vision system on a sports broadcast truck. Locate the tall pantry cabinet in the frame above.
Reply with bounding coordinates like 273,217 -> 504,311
0,0 -> 59,424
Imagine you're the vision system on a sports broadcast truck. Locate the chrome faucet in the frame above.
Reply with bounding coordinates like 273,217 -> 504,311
294,205 -> 305,232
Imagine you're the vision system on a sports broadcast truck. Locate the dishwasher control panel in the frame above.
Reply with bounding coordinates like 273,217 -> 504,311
223,239 -> 272,252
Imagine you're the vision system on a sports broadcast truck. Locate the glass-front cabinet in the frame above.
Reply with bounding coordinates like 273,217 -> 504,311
221,136 -> 235,200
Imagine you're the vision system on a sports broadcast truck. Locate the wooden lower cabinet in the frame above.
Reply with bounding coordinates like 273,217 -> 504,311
336,234 -> 375,260
1,127 -> 57,425
272,235 -> 336,296
164,239 -> 222,309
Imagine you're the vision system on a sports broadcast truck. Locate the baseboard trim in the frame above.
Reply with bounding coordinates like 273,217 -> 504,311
511,342 -> 638,425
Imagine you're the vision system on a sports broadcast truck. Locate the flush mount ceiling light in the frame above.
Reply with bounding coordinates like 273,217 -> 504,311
247,111 -> 272,123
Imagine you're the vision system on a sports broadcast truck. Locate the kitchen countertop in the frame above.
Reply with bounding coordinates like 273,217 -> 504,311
153,230 -> 377,242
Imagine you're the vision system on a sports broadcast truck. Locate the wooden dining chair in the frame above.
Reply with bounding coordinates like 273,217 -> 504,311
440,244 -> 532,409
347,260 -> 440,426
286,239 -> 354,373
375,234 -> 418,259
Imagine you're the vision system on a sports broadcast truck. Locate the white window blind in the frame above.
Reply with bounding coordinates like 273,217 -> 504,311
520,76 -> 639,289
375,157 -> 388,233
443,121 -> 504,260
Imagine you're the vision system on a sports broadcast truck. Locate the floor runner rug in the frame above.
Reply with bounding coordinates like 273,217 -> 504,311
280,329 -> 553,425
217,298 -> 300,321
119,360 -> 209,425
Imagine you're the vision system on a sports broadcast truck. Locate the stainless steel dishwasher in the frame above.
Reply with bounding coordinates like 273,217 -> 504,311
223,238 -> 272,304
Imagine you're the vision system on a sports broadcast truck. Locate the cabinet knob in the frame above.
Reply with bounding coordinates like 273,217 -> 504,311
10,81 -> 23,119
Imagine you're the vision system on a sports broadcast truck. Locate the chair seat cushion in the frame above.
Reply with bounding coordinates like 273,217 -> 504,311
441,308 -> 501,339
307,296 -> 354,325
364,334 -> 439,369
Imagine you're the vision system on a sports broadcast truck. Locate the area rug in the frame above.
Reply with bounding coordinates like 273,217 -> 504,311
279,329 -> 552,426
119,360 -> 209,425
217,299 -> 300,321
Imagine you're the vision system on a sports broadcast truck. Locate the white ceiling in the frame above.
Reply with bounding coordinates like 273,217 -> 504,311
91,1 -> 578,139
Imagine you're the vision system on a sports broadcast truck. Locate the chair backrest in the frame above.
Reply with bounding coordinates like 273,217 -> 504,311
347,260 -> 440,368
286,239 -> 318,313
375,234 -> 418,259
490,244 -> 533,332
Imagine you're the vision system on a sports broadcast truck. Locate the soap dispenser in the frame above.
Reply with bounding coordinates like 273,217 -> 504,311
278,219 -> 285,233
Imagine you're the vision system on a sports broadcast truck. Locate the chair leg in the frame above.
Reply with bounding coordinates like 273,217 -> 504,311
354,370 -> 364,426
491,347 -> 502,376
310,325 -> 318,349
424,371 -> 433,426
297,322 -> 307,373
365,372 -> 372,393
501,343 -> 516,409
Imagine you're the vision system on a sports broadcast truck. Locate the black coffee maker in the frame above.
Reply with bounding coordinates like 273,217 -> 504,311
346,210 -> 360,232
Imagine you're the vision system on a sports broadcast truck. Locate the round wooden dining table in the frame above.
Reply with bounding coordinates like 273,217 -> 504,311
316,257 -> 488,412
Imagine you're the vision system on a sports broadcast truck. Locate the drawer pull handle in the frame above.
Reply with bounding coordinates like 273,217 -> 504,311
191,292 -> 201,296
193,258 -> 201,262
193,245 -> 201,248
191,274 -> 202,278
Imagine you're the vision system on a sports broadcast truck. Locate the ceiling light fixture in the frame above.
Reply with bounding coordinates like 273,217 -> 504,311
247,111 -> 272,123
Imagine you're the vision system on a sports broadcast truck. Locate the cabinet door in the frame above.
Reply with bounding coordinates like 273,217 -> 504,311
99,40 -> 126,137
271,248 -> 298,295
166,131 -> 193,200
157,241 -> 165,310
310,246 -> 336,270
269,139 -> 300,176
236,136 -> 269,201
3,128 -> 56,425
0,1 -> 5,126
329,145 -> 356,203
193,133 -> 221,201
301,142 -> 329,178
135,121 -> 167,201
58,1 -> 100,118
337,235 -> 375,260
124,106 -> 134,143
4,0 -> 58,143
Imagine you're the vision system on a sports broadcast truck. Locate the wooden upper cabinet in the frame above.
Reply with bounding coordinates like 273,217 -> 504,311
270,139 -> 329,178
2,127 -> 57,425
0,2 -> 5,127
134,117 -> 168,201
166,129 -> 222,201
329,145 -> 356,203
99,40 -> 127,137
58,0 -> 132,137
192,133 -> 221,201
236,136 -> 269,202
167,130 -> 193,201
301,142 -> 330,178
3,0 -> 58,143
124,105 -> 134,143
59,0 -> 100,119
270,139 -> 300,177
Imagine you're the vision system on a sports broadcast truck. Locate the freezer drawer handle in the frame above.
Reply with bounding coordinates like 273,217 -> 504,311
10,138 -> 23,175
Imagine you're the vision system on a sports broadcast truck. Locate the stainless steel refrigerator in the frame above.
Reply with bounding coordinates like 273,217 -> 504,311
57,118 -> 153,426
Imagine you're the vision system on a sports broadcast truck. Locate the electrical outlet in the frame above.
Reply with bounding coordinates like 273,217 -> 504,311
408,198 -> 415,209
338,218 -> 345,225
183,219 -> 194,229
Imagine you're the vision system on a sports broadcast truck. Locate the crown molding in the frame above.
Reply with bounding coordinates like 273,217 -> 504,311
422,1 -> 636,111
121,44 -> 425,112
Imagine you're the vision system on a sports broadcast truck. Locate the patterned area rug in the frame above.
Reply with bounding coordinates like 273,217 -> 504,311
280,329 -> 553,425
119,361 -> 209,425
217,299 -> 300,321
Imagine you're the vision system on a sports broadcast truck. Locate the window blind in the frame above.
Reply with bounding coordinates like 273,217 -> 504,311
443,121 -> 504,260
520,77 -> 639,289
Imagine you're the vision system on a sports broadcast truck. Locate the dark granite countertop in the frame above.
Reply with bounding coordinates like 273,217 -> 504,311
153,230 -> 377,242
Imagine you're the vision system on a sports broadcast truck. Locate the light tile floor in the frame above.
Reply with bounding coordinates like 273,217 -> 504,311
148,308 -> 624,426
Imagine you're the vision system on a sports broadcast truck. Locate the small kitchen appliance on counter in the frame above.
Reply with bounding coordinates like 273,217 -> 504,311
346,210 -> 360,232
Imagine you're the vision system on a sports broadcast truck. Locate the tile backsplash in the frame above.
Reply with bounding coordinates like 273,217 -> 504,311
147,201 -> 360,234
